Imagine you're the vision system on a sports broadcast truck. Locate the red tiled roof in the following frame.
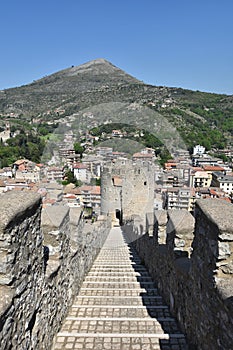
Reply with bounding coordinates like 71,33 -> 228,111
71,185 -> 101,195
73,163 -> 87,169
203,165 -> 225,171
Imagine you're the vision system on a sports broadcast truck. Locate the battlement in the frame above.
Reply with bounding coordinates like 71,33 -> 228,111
0,191 -> 111,350
128,198 -> 233,349
0,190 -> 232,349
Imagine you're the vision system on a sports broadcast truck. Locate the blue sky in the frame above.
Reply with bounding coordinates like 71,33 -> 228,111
0,0 -> 233,94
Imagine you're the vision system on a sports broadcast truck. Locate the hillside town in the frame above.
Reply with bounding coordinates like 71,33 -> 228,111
0,122 -> 232,216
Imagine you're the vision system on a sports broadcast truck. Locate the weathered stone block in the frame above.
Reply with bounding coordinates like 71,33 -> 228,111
218,242 -> 231,260
0,190 -> 111,350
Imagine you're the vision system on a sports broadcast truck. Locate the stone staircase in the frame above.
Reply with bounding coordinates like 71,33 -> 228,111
52,227 -> 188,349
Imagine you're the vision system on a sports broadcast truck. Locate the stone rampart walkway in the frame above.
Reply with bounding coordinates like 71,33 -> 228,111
52,227 -> 188,349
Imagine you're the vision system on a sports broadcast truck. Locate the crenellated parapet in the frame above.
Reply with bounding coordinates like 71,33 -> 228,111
0,191 -> 111,350
128,198 -> 233,350
193,198 -> 233,277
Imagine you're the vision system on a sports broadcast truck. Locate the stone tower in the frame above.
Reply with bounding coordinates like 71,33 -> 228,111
101,159 -> 154,225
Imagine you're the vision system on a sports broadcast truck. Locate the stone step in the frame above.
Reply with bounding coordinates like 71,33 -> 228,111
52,227 -> 188,350
75,295 -> 162,300
53,334 -> 187,350
89,265 -> 148,273
74,297 -> 164,307
82,282 -> 155,290
71,305 -> 169,309
87,272 -> 150,277
60,318 -> 179,335
69,305 -> 171,319
59,319 -> 181,335
78,289 -> 159,297
65,316 -> 175,322
56,332 -> 186,338
84,276 -> 153,282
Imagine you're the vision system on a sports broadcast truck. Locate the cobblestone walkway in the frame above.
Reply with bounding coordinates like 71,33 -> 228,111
52,227 -> 188,349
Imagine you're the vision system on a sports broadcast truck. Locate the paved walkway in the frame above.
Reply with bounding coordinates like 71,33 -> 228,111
52,227 -> 188,349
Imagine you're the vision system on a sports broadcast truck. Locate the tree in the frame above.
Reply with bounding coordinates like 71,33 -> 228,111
74,142 -> 84,157
63,169 -> 82,187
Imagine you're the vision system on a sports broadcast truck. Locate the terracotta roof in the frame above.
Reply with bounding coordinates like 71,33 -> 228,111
80,185 -> 101,195
203,165 -> 225,171
64,194 -> 77,199
73,163 -> 87,169
71,185 -> 101,196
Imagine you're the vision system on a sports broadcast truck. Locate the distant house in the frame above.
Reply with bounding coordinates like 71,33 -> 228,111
73,163 -> 89,182
164,162 -> 177,170
212,172 -> 233,194
46,167 -> 64,182
0,167 -> 13,178
202,165 -> 225,173
193,145 -> 205,156
162,187 -> 195,212
112,130 -> 123,137
190,170 -> 212,188
132,152 -> 154,162
13,159 -> 29,172
68,185 -> 101,213
96,147 -> 113,157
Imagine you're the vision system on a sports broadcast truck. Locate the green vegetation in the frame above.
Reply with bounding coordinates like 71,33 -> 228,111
0,131 -> 45,167
90,123 -> 172,166
0,120 -> 60,167
74,142 -> 84,157
0,60 -> 232,168
157,106 -> 231,152
62,168 -> 82,187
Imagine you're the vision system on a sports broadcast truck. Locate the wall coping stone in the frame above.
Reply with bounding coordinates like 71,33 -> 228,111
0,192 -> 41,231
154,210 -> 167,225
196,199 -> 233,238
41,205 -> 69,232
167,210 -> 195,237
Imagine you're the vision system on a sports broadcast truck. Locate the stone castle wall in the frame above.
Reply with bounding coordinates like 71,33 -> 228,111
0,186 -> 233,349
126,199 -> 233,349
101,159 -> 154,225
0,191 -> 111,350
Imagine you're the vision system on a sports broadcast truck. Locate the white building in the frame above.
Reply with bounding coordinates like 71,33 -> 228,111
193,145 -> 205,156
212,172 -> 233,194
73,163 -> 90,183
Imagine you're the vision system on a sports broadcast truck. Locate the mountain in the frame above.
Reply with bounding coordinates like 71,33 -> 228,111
0,59 -> 232,151
0,59 -> 142,116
